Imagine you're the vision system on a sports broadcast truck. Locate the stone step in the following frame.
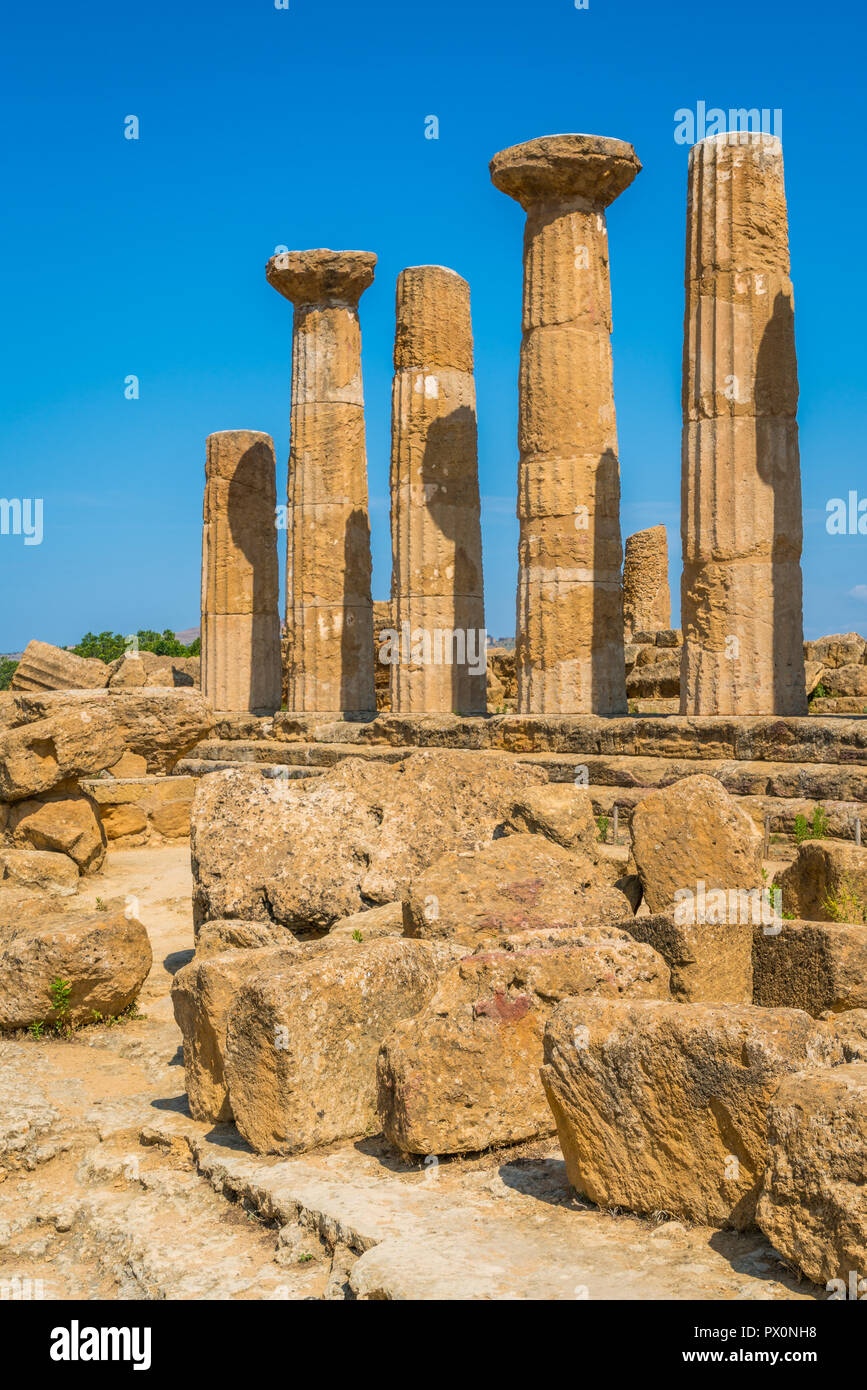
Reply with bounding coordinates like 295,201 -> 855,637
179,740 -> 867,807
588,786 -> 863,840
208,711 -> 866,766
174,757 -> 323,780
138,1119 -> 810,1301
68,1139 -> 326,1300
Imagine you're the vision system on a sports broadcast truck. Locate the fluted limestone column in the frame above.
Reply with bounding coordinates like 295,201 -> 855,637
389,266 -> 486,714
266,249 -> 376,713
681,132 -> 807,715
490,134 -> 640,714
201,430 -> 282,713
623,525 -> 671,636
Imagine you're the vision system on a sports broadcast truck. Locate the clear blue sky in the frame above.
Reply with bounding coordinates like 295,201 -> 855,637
1,0 -> 864,651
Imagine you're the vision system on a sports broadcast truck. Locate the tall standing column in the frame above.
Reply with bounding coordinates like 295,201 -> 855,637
201,430 -> 282,714
490,135 -> 640,715
266,249 -> 377,714
681,132 -> 807,715
389,266 -> 486,714
623,525 -> 671,637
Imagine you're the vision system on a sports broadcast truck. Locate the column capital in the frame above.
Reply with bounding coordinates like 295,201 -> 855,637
266,249 -> 376,307
490,133 -> 641,210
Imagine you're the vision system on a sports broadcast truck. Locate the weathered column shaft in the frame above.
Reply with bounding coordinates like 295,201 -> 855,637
681,132 -> 806,715
623,525 -> 671,636
490,135 -> 640,714
201,430 -> 282,713
267,250 -> 376,714
389,266 -> 486,714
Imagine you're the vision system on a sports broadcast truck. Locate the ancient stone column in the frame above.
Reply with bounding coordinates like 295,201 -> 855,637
490,135 -> 640,715
266,249 -> 377,714
681,132 -> 807,715
389,266 -> 487,714
623,525 -> 671,637
201,430 -> 282,714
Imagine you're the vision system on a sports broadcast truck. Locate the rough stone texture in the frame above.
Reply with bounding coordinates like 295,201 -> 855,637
0,847 -> 79,895
108,652 -> 199,689
756,1064 -> 867,1286
804,633 -> 866,669
541,998 -> 842,1228
753,920 -> 867,1015
10,640 -> 110,693
373,599 -> 393,712
389,266 -> 486,715
631,774 -> 764,913
490,134 -> 640,715
403,833 -> 632,948
821,664 -> 867,698
81,775 -> 195,847
6,795 -> 106,873
779,840 -> 867,923
201,430 -> 282,714
224,939 -> 438,1153
618,911 -> 753,1003
623,526 -> 671,638
0,908 -> 152,1029
266,248 -> 377,714
626,645 -> 681,700
328,901 -> 404,941
0,690 -> 214,801
821,1009 -> 867,1062
191,750 -> 545,931
195,918 -> 293,957
504,782 -> 599,855
378,933 -> 670,1155
681,133 -> 807,716
171,945 -> 305,1121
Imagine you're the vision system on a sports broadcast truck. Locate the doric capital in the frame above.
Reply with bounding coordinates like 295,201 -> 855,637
266,249 -> 376,307
490,133 -> 641,210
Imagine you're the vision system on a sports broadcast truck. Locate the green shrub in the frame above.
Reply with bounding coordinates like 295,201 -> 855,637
0,658 -> 18,690
72,629 -> 199,663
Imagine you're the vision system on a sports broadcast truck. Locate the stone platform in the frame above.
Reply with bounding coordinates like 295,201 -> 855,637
175,712 -> 866,841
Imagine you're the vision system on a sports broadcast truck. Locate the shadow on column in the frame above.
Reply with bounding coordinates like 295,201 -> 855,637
755,290 -> 800,715
591,448 -> 624,713
341,506 -> 373,714
422,407 -> 483,713
228,440 -> 279,711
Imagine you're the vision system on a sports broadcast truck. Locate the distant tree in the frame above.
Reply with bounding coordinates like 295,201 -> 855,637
0,658 -> 18,690
72,629 -> 200,663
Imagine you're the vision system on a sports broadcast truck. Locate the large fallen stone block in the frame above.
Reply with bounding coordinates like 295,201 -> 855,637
0,690 -> 214,801
631,774 -> 764,914
821,664 -> 867,698
10,640 -> 110,693
756,1065 -> 867,1288
195,918 -> 293,957
224,939 -> 438,1153
0,847 -> 79,895
378,933 -> 670,1155
753,919 -> 867,1014
804,633 -> 866,669
191,750 -> 545,931
504,783 -> 599,856
7,795 -> 106,873
403,833 -> 632,948
618,912 -> 752,1003
108,651 -> 199,689
0,908 -> 152,1029
171,944 -> 304,1121
540,998 -> 842,1229
821,1009 -> 867,1061
779,840 -> 867,924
